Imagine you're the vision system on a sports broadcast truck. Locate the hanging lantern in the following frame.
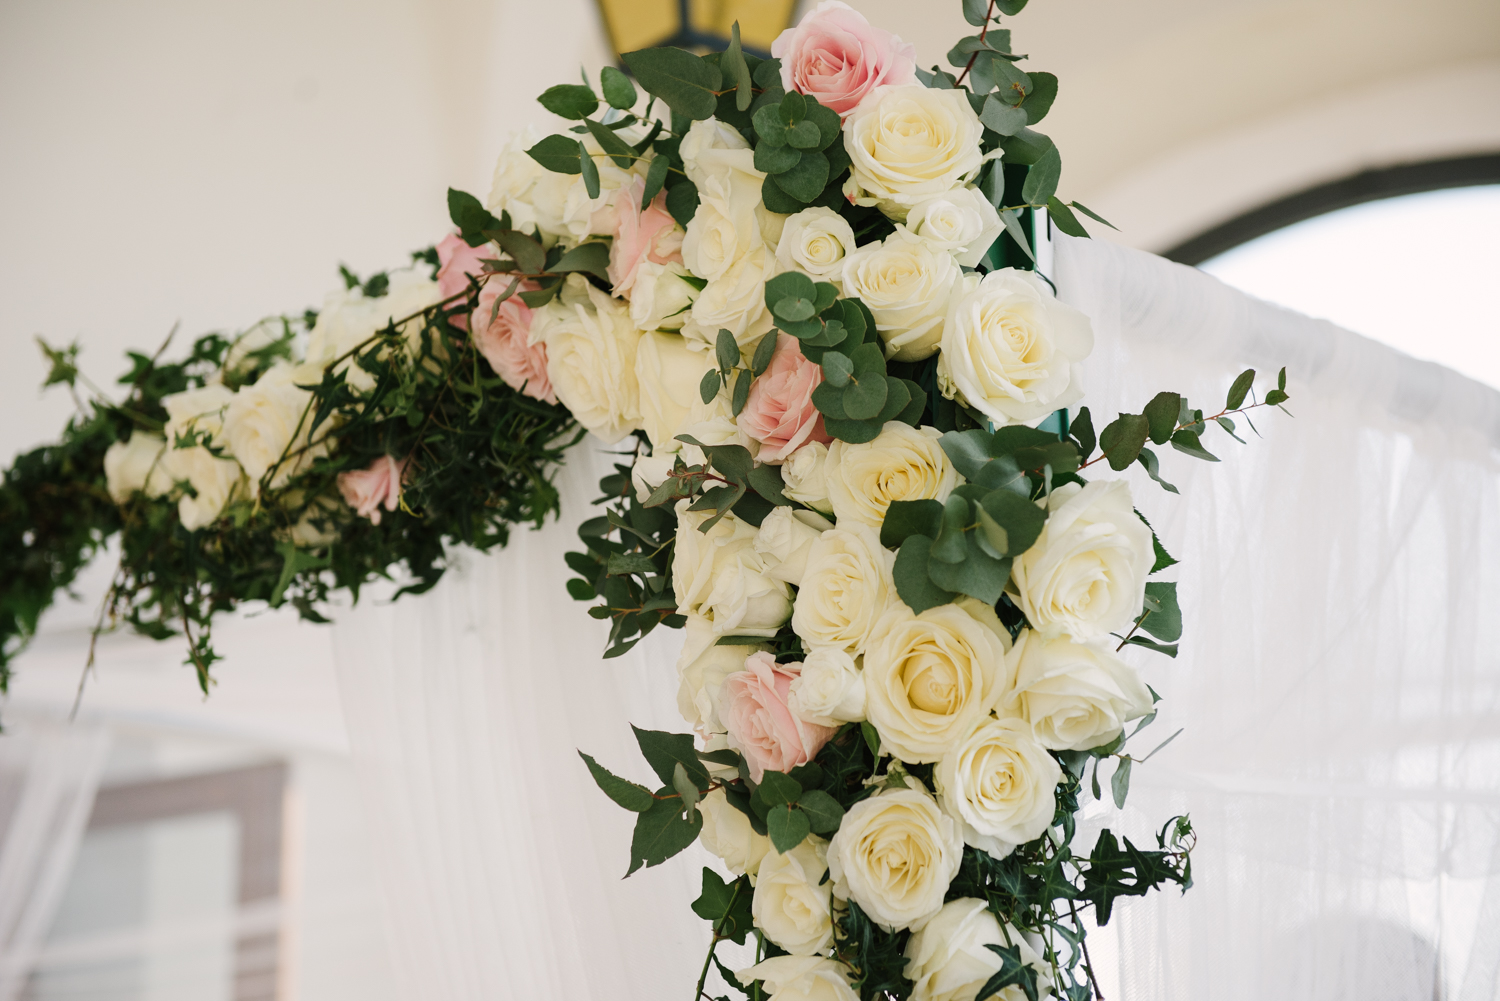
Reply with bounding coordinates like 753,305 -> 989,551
594,0 -> 798,58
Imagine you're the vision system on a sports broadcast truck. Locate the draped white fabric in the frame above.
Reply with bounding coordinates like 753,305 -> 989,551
1054,233 -> 1500,1000
331,235 -> 1500,1000
0,722 -> 109,1001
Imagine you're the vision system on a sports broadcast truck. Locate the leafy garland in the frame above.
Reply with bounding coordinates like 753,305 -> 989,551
0,257 -> 579,697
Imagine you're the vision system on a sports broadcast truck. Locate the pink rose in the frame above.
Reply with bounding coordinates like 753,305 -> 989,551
739,334 -> 832,464
436,232 -> 490,331
723,652 -> 836,783
473,278 -> 555,404
772,0 -> 916,118
607,176 -> 685,298
338,455 -> 408,526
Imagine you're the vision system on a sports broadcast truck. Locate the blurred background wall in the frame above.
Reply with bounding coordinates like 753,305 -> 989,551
1,1 -> 1497,998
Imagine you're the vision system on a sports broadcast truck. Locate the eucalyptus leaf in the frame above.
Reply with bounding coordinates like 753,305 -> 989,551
893,535 -> 959,613
600,66 -> 638,109
621,47 -> 721,120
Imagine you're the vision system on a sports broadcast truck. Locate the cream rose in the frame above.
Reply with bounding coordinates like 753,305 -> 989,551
776,207 -> 858,280
223,363 -> 318,498
304,268 -> 442,392
782,442 -> 834,514
630,261 -> 699,332
790,646 -> 867,727
677,614 -> 773,735
699,786 -> 773,878
791,525 -> 897,656
159,385 -> 242,530
827,784 -> 962,931
934,717 -> 1061,859
843,85 -> 987,214
863,599 -> 1012,764
753,838 -> 836,956
488,126 -> 644,246
103,433 -> 169,504
532,275 -> 644,444
755,506 -> 832,587
682,244 -> 775,351
1010,480 -> 1153,642
840,228 -> 960,361
636,331 -> 713,451
672,502 -> 793,637
936,268 -> 1094,426
903,898 -> 1052,1001
738,957 -> 859,1001
906,187 -> 1004,268
1002,630 -> 1154,752
825,424 -> 958,528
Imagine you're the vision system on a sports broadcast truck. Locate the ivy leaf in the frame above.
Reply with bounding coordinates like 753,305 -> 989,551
978,944 -> 1041,1001
1111,756 -> 1133,809
1138,581 -> 1182,641
578,751 -> 655,812
691,869 -> 755,944
621,47 -> 722,120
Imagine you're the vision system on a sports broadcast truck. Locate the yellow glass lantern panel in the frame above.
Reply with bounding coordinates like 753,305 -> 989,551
596,0 -> 683,55
689,0 -> 798,52
594,0 -> 798,57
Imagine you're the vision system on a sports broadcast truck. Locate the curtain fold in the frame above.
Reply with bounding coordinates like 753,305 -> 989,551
0,721 -> 110,1001
1054,233 -> 1500,1000
332,234 -> 1500,999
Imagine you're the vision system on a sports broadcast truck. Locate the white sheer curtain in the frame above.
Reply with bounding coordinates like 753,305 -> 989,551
0,721 -> 110,1001
331,444 -> 724,1000
1054,233 -> 1500,1000
332,235 -> 1500,1000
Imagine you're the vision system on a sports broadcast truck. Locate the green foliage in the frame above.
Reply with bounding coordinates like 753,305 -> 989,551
0,239 -> 582,700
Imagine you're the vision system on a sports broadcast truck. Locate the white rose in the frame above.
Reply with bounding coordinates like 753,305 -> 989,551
843,85 -> 988,215
680,117 -> 758,191
782,442 -> 834,514
672,502 -> 792,637
936,268 -> 1094,426
488,126 -> 643,245
677,614 -> 772,734
630,261 -> 700,332
103,433 -> 169,504
903,898 -> 1052,1001
934,717 -> 1061,860
631,450 -> 677,502
699,786 -> 773,878
827,784 -> 962,931
863,599 -> 1012,764
636,331 -> 713,452
753,838 -> 836,956
776,207 -> 857,281
755,506 -> 832,587
792,525 -> 897,655
160,385 -> 243,530
737,957 -> 859,1001
681,244 -> 775,351
678,390 -> 759,461
840,228 -> 960,362
790,647 -> 866,727
826,424 -> 958,528
906,187 -> 1004,268
305,269 -> 442,392
223,364 -> 317,498
1010,480 -> 1153,642
1002,630 -> 1153,752
532,275 -> 644,443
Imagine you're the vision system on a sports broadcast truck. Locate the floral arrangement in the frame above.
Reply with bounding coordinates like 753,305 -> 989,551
0,0 -> 1296,997
539,3 -> 1292,1000
1,251 -> 580,693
